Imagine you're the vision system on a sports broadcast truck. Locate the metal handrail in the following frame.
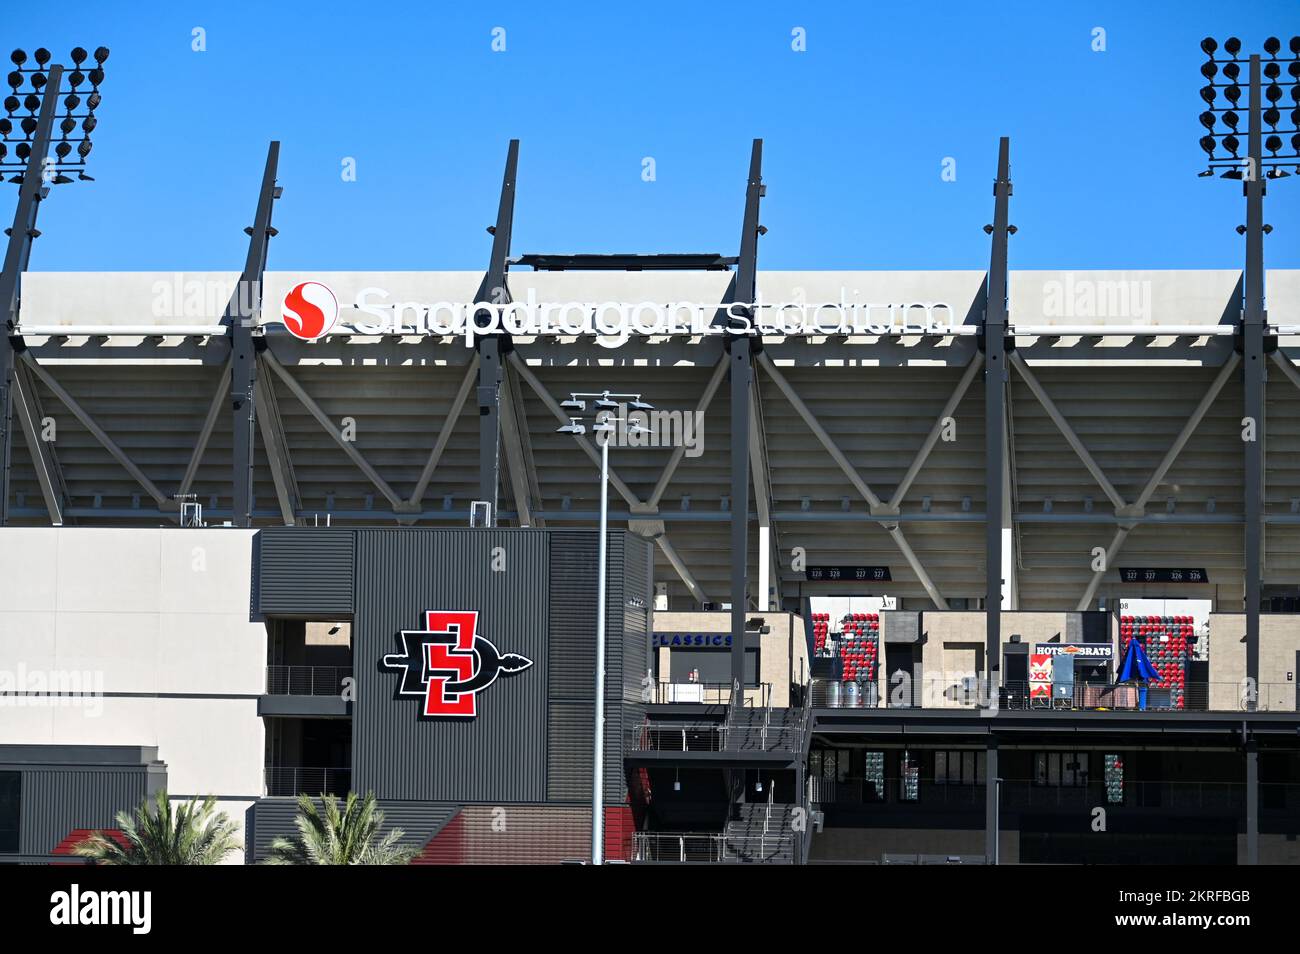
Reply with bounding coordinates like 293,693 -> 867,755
760,780 -> 776,858
264,765 -> 352,797
807,675 -> 1297,712
626,721 -> 729,752
265,665 -> 353,697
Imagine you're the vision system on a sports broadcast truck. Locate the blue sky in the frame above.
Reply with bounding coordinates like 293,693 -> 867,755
7,0 -> 1298,271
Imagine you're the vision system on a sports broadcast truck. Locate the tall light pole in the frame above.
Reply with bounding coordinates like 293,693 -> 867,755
559,390 -> 654,865
0,46 -> 109,523
1196,35 -> 1300,714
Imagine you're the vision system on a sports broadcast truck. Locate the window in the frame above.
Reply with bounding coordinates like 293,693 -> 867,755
811,748 -> 850,783
935,750 -> 986,785
900,751 -> 919,801
1104,754 -> 1125,804
1033,751 -> 1091,787
0,772 -> 19,853
864,751 -> 885,801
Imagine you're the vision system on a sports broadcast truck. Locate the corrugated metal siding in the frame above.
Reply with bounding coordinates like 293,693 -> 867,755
248,796 -> 459,861
256,527 -> 355,616
543,531 -> 649,804
418,804 -> 634,864
19,767 -> 153,856
352,529 -> 549,802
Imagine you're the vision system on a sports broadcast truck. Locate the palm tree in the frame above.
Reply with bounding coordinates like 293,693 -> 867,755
74,790 -> 241,865
263,791 -> 417,865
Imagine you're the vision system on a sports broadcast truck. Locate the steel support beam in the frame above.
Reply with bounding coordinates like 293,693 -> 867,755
11,361 -> 65,525
477,335 -> 503,521
1244,736 -> 1258,865
749,385 -> 777,611
759,352 -> 949,609
471,140 -> 519,528
759,353 -> 883,509
1010,353 -> 1126,512
498,367 -> 536,527
253,364 -> 299,525
509,352 -> 640,507
647,354 -> 727,509
409,355 -> 478,508
260,349 -> 404,510
0,65 -> 63,526
726,140 -> 764,695
984,138 -> 1012,695
1242,56 -> 1266,703
1131,353 -> 1240,512
655,535 -> 709,604
1076,526 -> 1133,611
21,352 -> 170,508
228,141 -> 282,528
985,739 -> 999,864
730,337 -> 753,675
888,352 -> 982,510
1072,355 -> 1239,610
178,359 -> 231,501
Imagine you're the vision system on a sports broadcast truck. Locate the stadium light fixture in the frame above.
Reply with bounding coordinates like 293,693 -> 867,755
1197,35 -> 1300,179
0,45 -> 108,187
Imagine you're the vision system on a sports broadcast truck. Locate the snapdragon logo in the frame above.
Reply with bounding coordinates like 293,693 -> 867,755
281,281 -> 339,340
279,282 -> 959,346
50,884 -> 151,935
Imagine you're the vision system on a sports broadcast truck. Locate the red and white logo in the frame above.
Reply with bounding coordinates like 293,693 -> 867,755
280,281 -> 339,340
381,610 -> 533,720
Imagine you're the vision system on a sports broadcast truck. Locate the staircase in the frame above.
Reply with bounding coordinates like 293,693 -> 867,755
725,704 -> 806,753
724,797 -> 796,863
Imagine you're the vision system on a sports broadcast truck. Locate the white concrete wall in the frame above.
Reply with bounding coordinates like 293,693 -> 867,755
1207,614 -> 1300,711
0,527 -> 266,859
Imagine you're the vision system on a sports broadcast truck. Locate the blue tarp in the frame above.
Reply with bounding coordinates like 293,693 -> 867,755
1118,638 -> 1159,710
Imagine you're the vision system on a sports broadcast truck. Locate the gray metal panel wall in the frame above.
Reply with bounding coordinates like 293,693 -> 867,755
16,766 -> 155,856
256,527 -> 355,616
248,796 -> 459,861
544,531 -> 651,804
352,529 -> 550,802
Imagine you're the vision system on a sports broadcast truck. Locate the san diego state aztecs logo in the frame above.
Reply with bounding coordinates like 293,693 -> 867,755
381,610 -> 533,720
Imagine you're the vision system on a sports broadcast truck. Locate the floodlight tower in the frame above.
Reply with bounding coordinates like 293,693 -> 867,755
0,45 -> 109,524
1196,36 -> 1299,712
1198,35 -> 1298,869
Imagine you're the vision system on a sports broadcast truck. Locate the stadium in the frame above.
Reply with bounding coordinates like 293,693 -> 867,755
2,35 -> 1300,867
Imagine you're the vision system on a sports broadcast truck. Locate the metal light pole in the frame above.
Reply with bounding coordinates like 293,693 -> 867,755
594,429 -> 609,864
558,390 -> 654,864
0,46 -> 109,523
1197,35 -> 1300,715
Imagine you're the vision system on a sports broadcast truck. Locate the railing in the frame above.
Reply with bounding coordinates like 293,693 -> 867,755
999,681 -> 1296,713
265,665 -> 353,697
264,766 -> 352,797
722,828 -> 793,863
808,676 -> 1298,713
626,721 -> 729,752
632,832 -> 726,862
809,777 -> 1300,813
651,681 -> 773,708
760,780 -> 776,859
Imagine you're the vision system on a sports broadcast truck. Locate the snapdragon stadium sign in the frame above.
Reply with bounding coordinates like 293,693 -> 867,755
277,281 -> 961,345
